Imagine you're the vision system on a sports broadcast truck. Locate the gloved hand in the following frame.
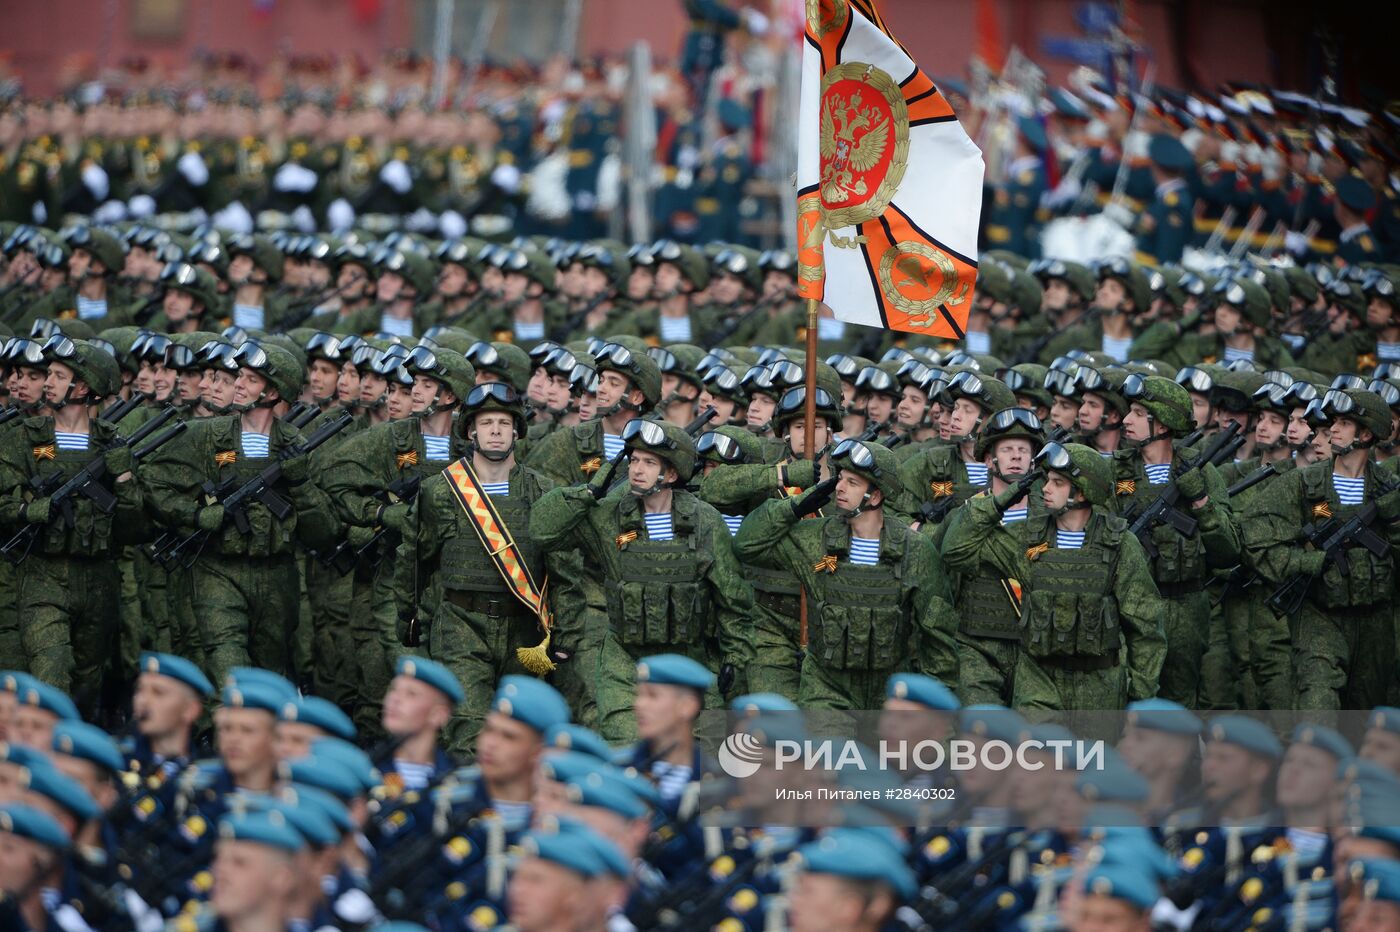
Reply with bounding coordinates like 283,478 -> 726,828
196,505 -> 226,532
589,450 -> 627,501
782,459 -> 818,490
791,476 -> 838,517
548,647 -> 572,666
718,663 -> 736,697
379,502 -> 410,532
104,445 -> 134,477
1284,230 -> 1310,257
993,471 -> 1041,513
1175,467 -> 1207,503
21,498 -> 51,525
281,454 -> 310,485
398,613 -> 422,648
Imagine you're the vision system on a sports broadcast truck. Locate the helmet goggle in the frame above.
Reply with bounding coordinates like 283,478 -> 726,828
776,386 -> 837,416
41,335 -> 78,361
622,417 -> 675,450
1329,373 -> 1366,391
854,366 -> 897,395
1035,441 -> 1077,475
464,341 -> 502,368
1175,366 -> 1215,394
1044,369 -> 1079,398
466,382 -> 519,407
831,439 -> 880,475
697,431 -> 746,464
986,407 -> 1043,433
825,353 -> 862,379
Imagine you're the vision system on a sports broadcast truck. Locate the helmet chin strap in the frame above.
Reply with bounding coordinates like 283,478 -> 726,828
599,395 -> 644,419
1047,493 -> 1092,518
470,428 -> 516,462
948,415 -> 983,445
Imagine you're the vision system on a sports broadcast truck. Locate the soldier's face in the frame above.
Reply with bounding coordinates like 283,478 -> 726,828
227,254 -> 256,286
1122,402 -> 1156,442
135,360 -> 156,395
274,721 -> 325,763
527,366 -> 552,404
481,266 -> 505,297
745,394 -> 775,430
711,272 -> 745,305
42,363 -> 85,406
594,370 -> 630,411
148,360 -> 175,401
1276,742 -> 1337,812
627,266 -> 653,300
437,263 -> 469,298
1043,279 -> 1072,312
376,271 -> 405,303
201,369 -> 238,410
508,857 -> 590,932
789,872 -> 892,932
1214,304 -> 1242,336
950,398 -> 983,437
305,260 -> 331,290
336,362 -> 361,404
627,450 -> 671,494
545,373 -> 572,412
360,372 -> 389,408
308,359 -> 340,400
132,673 -> 201,742
989,437 -> 1034,477
896,386 -> 928,428
834,470 -> 878,512
409,374 -> 444,413
215,708 -> 276,780
581,266 -> 611,300
576,391 -> 597,421
1117,726 -> 1193,777
67,248 -> 92,282
1096,278 -> 1127,311
698,392 -> 739,424
1255,410 -> 1287,447
653,263 -> 684,297
1069,894 -> 1150,932
1328,417 -> 1362,452
233,369 -> 271,406
473,412 -> 516,454
1360,728 -> 1400,777
387,383 -> 415,419
8,368 -> 46,406
1050,395 -> 1079,430
634,683 -> 699,741
1215,408 -> 1250,435
1201,742 -> 1269,804
865,393 -> 895,425
0,832 -> 52,900
1367,297 -> 1396,330
382,676 -> 451,739
1349,899 -> 1400,932
163,289 -> 197,322
785,418 -> 829,457
211,840 -> 294,922
337,264 -> 368,298
476,711 -> 542,783
1041,472 -> 1077,512
501,271 -> 531,303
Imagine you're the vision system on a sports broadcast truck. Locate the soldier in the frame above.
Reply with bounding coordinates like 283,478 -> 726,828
619,653 -> 717,818
1116,698 -> 1202,822
942,407 -> 1045,705
206,810 -> 304,931
223,234 -> 287,331
622,240 -> 717,347
127,651 -> 211,778
19,226 -> 134,333
0,804 -> 72,932
393,381 -> 581,755
508,820 -> 630,932
1245,388 -> 1400,709
320,344 -> 476,733
941,441 -> 1166,709
1335,175 -> 1383,266
735,438 -> 958,705
0,338 -> 141,714
788,829 -> 916,932
141,342 -> 335,687
530,416 -> 754,741
145,260 -> 221,334
1075,363 -> 1130,456
484,246 -> 560,350
1115,374 -> 1241,708
1136,134 -> 1195,266
379,655 -> 462,791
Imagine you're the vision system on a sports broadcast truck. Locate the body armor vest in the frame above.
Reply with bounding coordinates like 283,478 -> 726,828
1114,454 -> 1207,585
1299,465 -> 1394,608
1020,514 -> 1123,660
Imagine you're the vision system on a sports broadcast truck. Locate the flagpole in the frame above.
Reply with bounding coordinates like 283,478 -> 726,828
800,296 -> 819,652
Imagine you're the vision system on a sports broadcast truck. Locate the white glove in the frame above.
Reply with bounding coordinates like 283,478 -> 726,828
273,161 -> 318,193
93,200 -> 128,224
491,162 -> 522,195
127,194 -> 156,219
439,209 -> 468,239
1285,230 -> 1310,256
212,200 -> 255,235
741,8 -> 770,35
327,197 -> 356,233
379,159 -> 412,195
177,150 -> 209,187
289,204 -> 316,233
81,162 -> 110,201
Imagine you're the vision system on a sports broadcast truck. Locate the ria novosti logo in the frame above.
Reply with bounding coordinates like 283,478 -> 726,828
718,731 -> 766,778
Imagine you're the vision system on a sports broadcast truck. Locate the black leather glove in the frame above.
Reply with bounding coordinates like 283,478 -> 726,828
791,476 -> 838,518
718,664 -> 736,696
548,647 -> 572,666
399,614 -> 422,648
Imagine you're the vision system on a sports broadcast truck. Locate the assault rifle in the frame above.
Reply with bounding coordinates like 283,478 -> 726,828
154,412 -> 353,568
2,407 -> 186,564
1126,421 -> 1241,559
1266,472 -> 1400,617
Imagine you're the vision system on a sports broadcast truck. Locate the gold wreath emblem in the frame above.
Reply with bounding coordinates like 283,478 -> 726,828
877,242 -> 970,324
818,62 -> 910,232
806,0 -> 849,38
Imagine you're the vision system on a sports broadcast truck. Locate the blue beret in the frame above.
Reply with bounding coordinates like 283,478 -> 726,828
1368,707 -> 1400,736
521,820 -> 625,879
16,678 -> 79,721
1125,699 -> 1202,736
1340,757 -> 1400,791
279,696 -> 356,741
492,675 -> 568,734
729,693 -> 798,713
959,705 -> 1025,744
564,773 -> 648,821
1148,133 -> 1193,173
25,760 -> 99,822
1336,175 -> 1378,213
539,750 -> 609,785
396,655 -> 464,705
0,803 -> 69,850
1291,723 -> 1353,761
243,796 -> 337,848
558,818 -> 630,879
309,738 -> 380,793
635,654 -> 714,692
543,724 -> 613,762
1081,864 -> 1158,910
1351,858 -> 1400,904
1077,749 -> 1149,804
52,722 -> 124,775
282,783 -> 352,835
227,668 -> 297,704
281,755 -> 362,803
885,673 -> 960,711
798,829 -> 917,900
1206,715 -> 1282,760
0,742 -> 50,770
221,682 -> 285,714
1093,833 -> 1178,882
1023,723 -> 1076,746
218,810 -> 306,853
138,652 -> 213,696
1016,115 -> 1048,154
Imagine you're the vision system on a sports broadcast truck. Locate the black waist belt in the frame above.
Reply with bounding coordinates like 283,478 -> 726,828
1156,579 -> 1207,598
444,588 -> 529,617
1042,653 -> 1120,672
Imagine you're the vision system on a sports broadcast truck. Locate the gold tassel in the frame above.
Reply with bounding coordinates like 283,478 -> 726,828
516,630 -> 556,675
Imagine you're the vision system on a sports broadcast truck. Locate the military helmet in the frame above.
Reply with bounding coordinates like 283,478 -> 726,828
43,338 -> 122,399
404,344 -> 476,402
460,380 -> 528,438
1095,257 -> 1151,311
1036,441 -> 1113,507
974,407 -> 1046,460
1075,366 -> 1130,415
1008,268 -> 1044,314
594,341 -> 662,408
1211,369 -> 1269,413
712,246 -> 762,292
1003,363 -> 1052,409
831,438 -> 902,504
462,341 -> 530,393
65,226 -> 126,275
227,233 -> 284,280
758,249 -> 797,280
650,344 -> 707,391
1214,277 -> 1272,328
96,326 -> 143,374
1122,373 -> 1194,434
1029,258 -> 1096,302
975,262 -> 1016,304
1243,266 -> 1290,312
493,246 -> 556,291
622,417 -> 698,481
773,384 -> 843,431
650,239 -> 710,291
1282,266 -> 1320,305
235,342 -> 304,402
945,370 -> 1017,415
697,425 -> 765,466
578,240 -> 630,292
422,327 -> 480,356
379,249 -> 437,295
158,260 -> 219,311
1322,278 -> 1365,316
1323,388 -> 1393,440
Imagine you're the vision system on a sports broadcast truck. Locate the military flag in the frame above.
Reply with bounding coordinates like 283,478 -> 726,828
795,0 -> 985,338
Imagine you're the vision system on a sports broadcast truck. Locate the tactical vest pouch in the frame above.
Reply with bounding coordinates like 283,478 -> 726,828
811,560 -> 907,670
1022,544 -> 1120,660
956,570 -> 1024,640
609,536 -> 711,647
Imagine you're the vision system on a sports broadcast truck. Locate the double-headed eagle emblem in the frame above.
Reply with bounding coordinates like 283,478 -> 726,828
820,87 -> 891,204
